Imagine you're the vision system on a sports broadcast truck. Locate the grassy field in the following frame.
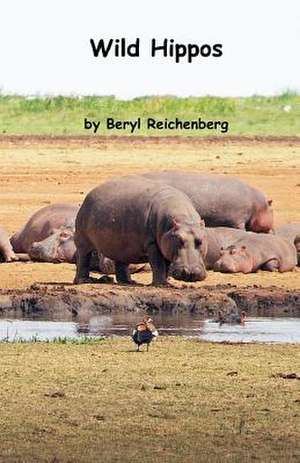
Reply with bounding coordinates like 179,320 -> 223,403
0,93 -> 299,136
0,338 -> 299,462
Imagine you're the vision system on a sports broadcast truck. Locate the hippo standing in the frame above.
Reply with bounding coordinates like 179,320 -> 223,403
0,226 -> 18,262
74,176 -> 207,286
275,223 -> 300,266
213,232 -> 297,273
143,172 -> 273,232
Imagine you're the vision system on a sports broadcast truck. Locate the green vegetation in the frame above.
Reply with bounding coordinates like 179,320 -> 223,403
0,335 -> 105,344
0,338 -> 299,462
0,92 -> 299,136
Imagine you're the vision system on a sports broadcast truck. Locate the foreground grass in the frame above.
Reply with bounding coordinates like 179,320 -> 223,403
0,93 -> 299,136
0,339 -> 299,462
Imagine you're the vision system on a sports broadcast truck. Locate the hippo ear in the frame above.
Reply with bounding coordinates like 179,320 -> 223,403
268,199 -> 273,206
60,230 -> 72,241
230,247 -> 237,255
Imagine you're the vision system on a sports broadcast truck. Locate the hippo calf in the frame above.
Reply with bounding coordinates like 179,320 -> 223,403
143,171 -> 273,232
0,226 -> 18,262
213,233 -> 297,273
275,223 -> 300,266
74,176 -> 207,286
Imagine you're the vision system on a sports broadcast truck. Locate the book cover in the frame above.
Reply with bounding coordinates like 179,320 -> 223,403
0,1 -> 299,461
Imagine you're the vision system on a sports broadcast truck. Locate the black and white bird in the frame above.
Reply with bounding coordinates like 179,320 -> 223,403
132,316 -> 159,352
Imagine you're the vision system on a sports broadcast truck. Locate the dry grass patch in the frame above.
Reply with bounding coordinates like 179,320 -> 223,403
0,338 -> 299,462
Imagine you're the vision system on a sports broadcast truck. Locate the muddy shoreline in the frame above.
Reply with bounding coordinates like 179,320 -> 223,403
0,284 -> 299,320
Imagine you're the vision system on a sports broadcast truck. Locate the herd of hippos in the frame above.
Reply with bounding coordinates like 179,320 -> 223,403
0,171 -> 299,286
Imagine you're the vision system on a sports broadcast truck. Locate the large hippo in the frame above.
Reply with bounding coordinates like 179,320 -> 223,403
275,223 -> 300,266
0,226 -> 18,262
142,172 -> 273,232
74,176 -> 207,286
213,233 -> 297,273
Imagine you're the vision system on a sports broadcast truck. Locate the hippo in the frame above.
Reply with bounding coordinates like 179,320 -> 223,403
74,175 -> 207,286
275,223 -> 300,266
213,232 -> 297,273
11,203 -> 147,275
142,172 -> 273,232
11,204 -> 80,262
0,226 -> 18,262
203,227 -> 247,269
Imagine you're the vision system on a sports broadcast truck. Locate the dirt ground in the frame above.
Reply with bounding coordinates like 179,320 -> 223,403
0,135 -> 299,291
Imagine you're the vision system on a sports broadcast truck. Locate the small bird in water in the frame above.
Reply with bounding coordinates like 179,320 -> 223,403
132,316 -> 159,352
214,310 -> 246,326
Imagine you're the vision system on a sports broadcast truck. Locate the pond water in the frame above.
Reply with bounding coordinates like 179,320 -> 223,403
0,314 -> 300,343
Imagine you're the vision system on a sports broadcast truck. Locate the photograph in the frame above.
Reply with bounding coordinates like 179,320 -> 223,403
0,1 -> 299,462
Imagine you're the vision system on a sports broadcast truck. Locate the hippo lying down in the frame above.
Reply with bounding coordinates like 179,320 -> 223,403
74,176 -> 208,286
143,171 -> 274,232
11,203 -> 80,261
275,223 -> 300,266
10,203 -> 144,274
212,231 -> 297,273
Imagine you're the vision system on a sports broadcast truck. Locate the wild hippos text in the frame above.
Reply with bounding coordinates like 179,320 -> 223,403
90,38 -> 223,63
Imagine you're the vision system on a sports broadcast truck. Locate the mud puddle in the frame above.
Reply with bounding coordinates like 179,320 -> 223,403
1,314 -> 299,343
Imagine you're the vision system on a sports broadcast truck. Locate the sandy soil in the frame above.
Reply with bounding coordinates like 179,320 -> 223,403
0,136 -> 299,291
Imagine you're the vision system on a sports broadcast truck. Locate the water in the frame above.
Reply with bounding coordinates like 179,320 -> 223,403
0,315 -> 300,343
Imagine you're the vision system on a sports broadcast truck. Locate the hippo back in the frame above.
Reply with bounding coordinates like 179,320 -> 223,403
143,171 -> 273,231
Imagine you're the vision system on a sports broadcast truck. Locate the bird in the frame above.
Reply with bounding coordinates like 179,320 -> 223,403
213,310 -> 246,326
132,316 -> 158,352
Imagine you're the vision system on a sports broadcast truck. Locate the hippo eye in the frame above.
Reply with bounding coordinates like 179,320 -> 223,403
194,238 -> 201,249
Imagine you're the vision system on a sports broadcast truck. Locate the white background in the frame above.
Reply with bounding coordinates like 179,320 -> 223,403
0,0 -> 299,98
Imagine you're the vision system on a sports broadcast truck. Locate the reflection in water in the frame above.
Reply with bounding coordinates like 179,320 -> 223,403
0,314 -> 300,343
76,313 -> 206,337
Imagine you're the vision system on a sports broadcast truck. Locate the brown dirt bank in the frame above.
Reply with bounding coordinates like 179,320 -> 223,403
0,134 -> 299,149
0,284 -> 299,319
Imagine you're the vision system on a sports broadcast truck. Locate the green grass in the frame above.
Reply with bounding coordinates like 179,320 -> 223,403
0,92 -> 299,136
0,335 -> 105,344
0,338 -> 299,462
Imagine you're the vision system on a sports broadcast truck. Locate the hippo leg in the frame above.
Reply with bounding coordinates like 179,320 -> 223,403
2,248 -> 19,262
15,253 -> 31,262
147,243 -> 169,286
261,258 -> 280,272
74,249 -> 93,284
115,262 -> 134,285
